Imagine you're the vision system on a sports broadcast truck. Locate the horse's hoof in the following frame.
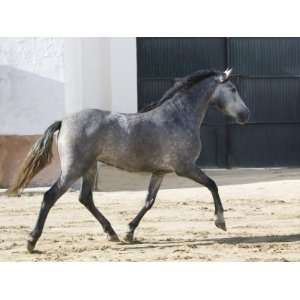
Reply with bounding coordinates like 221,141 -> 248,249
27,240 -> 36,253
215,221 -> 227,231
107,233 -> 120,242
215,212 -> 227,231
124,232 -> 134,243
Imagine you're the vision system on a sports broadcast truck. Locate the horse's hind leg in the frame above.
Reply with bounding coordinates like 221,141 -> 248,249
27,175 -> 74,253
79,163 -> 119,242
124,173 -> 164,243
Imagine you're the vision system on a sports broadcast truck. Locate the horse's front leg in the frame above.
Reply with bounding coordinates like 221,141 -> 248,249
176,164 -> 226,231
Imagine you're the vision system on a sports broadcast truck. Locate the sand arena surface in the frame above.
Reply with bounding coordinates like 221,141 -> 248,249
1,168 -> 300,261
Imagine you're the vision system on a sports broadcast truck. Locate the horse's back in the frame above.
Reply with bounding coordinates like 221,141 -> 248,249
57,109 -> 139,169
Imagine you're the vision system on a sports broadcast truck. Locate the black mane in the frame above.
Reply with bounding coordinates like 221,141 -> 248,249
139,69 -> 221,113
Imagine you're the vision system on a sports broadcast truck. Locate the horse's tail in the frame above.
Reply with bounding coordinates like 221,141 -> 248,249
7,121 -> 62,196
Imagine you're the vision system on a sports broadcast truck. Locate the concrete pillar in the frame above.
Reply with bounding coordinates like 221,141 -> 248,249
64,37 -> 137,114
64,38 -> 112,114
110,38 -> 138,113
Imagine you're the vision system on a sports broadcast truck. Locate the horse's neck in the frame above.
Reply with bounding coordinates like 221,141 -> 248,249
196,99 -> 210,127
171,80 -> 217,127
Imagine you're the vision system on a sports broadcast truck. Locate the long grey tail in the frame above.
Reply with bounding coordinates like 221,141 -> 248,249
7,121 -> 62,196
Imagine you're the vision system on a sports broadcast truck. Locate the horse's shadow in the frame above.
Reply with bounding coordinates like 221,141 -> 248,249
123,233 -> 300,250
206,233 -> 300,245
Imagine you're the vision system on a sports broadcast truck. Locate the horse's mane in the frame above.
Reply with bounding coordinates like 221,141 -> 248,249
139,69 -> 221,113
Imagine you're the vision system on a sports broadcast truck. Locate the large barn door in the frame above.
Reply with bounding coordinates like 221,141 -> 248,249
227,38 -> 300,167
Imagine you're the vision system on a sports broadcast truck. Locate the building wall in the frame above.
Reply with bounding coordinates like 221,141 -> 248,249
0,38 -> 65,135
110,38 -> 138,113
64,38 -> 112,113
64,37 -> 137,114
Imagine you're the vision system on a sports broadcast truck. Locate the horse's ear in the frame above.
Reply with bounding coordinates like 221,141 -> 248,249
224,68 -> 233,80
218,68 -> 233,82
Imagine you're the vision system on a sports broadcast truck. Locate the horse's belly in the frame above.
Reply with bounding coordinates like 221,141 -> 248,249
97,151 -> 174,173
96,150 -> 141,172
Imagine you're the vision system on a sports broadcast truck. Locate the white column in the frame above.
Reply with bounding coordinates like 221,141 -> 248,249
110,38 -> 138,113
64,38 -> 112,114
64,37 -> 138,115
64,38 -> 83,114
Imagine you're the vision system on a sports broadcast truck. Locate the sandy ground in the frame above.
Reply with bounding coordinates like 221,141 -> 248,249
1,168 -> 300,261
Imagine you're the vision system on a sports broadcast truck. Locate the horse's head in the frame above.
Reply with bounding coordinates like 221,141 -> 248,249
210,69 -> 250,124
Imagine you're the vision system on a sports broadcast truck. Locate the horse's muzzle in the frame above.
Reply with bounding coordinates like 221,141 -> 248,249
236,108 -> 250,124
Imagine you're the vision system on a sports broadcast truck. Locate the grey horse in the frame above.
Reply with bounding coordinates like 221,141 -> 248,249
8,68 -> 250,253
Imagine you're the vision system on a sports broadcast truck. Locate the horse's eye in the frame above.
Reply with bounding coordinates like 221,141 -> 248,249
231,87 -> 236,93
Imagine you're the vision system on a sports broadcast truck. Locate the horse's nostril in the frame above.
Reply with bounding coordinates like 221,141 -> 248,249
237,110 -> 250,123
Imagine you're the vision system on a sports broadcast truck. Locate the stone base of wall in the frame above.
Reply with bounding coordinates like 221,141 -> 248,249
0,135 -> 61,189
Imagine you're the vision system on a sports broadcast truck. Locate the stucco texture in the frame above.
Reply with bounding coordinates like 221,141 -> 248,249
0,38 -> 65,135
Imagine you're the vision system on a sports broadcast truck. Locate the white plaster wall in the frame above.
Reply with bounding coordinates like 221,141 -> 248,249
110,38 -> 138,113
82,38 -> 112,111
64,38 -> 112,114
0,38 -> 65,135
64,37 -> 137,115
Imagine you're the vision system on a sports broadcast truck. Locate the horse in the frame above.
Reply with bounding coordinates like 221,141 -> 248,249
8,68 -> 250,253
